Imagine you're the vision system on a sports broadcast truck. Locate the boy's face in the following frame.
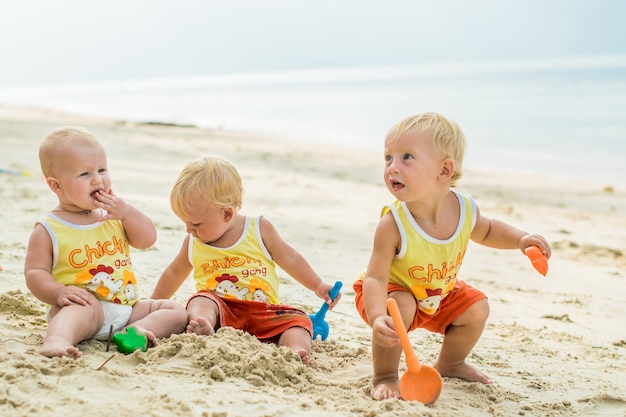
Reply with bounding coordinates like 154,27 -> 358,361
383,129 -> 444,202
179,201 -> 233,245
50,144 -> 111,212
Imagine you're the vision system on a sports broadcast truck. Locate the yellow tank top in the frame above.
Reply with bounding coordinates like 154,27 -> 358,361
38,213 -> 139,305
189,215 -> 279,304
385,191 -> 476,315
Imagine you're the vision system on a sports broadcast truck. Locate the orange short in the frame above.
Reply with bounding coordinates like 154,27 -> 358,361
187,291 -> 313,342
353,279 -> 486,334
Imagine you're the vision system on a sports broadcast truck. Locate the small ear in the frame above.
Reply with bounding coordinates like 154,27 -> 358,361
46,176 -> 62,194
222,207 -> 235,222
439,157 -> 455,181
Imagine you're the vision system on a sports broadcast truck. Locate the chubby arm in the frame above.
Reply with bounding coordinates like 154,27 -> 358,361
259,217 -> 340,307
362,213 -> 403,347
471,205 -> 551,257
24,225 -> 93,307
93,189 -> 157,249
151,235 -> 193,299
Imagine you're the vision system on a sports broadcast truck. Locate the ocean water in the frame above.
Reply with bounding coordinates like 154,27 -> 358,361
3,55 -> 626,186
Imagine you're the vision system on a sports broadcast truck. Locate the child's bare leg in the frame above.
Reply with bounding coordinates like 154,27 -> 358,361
127,299 -> 188,344
186,297 -> 220,336
39,302 -> 103,359
371,342 -> 403,400
278,326 -> 311,366
434,298 -> 492,384
371,290 -> 416,400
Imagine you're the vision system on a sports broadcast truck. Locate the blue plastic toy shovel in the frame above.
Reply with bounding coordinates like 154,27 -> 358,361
309,281 -> 343,340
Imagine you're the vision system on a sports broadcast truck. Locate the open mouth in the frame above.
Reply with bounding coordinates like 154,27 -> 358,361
90,189 -> 102,199
390,179 -> 404,191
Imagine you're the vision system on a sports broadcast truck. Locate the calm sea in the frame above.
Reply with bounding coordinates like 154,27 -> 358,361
3,55 -> 625,186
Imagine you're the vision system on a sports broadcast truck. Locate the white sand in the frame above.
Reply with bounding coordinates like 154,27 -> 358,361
1,105 -> 625,417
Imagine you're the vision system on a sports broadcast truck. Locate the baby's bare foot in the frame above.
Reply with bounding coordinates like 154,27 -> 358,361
127,325 -> 158,347
435,361 -> 492,384
186,317 -> 215,336
371,378 -> 401,400
294,348 -> 310,366
39,340 -> 82,359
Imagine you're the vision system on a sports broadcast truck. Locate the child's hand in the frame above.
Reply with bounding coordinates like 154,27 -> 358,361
525,246 -> 548,276
519,234 -> 551,259
372,315 -> 400,348
315,281 -> 342,309
92,189 -> 156,249
519,234 -> 551,276
56,285 -> 93,307
93,189 -> 129,222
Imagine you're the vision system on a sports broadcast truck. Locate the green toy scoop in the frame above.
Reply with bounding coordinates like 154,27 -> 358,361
111,327 -> 148,354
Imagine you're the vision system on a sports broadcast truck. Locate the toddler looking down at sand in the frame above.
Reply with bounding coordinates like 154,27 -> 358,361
151,156 -> 341,365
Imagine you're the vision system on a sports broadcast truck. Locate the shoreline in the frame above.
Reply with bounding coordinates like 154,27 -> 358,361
1,105 -> 625,417
3,52 -> 626,189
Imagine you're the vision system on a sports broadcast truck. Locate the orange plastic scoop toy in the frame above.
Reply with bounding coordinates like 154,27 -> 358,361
386,298 -> 443,405
525,246 -> 548,276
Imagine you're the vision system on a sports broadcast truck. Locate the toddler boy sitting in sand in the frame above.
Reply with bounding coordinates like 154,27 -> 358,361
151,156 -> 340,365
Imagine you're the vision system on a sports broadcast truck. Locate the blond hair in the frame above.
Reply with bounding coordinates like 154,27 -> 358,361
170,157 -> 243,220
39,126 -> 103,177
386,112 -> 467,186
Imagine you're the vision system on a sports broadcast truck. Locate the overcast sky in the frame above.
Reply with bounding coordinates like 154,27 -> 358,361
1,0 -> 625,87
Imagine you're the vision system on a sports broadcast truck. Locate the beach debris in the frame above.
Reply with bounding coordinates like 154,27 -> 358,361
105,325 -> 113,352
0,168 -> 30,176
95,354 -> 115,371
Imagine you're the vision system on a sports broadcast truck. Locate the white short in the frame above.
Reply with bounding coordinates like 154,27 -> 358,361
94,301 -> 133,340
46,299 -> 133,340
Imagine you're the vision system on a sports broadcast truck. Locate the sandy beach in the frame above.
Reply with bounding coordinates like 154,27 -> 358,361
1,105 -> 625,417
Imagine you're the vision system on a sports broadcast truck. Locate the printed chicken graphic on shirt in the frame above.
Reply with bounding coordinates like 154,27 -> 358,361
85,265 -> 122,301
213,273 -> 249,300
249,278 -> 270,303
416,287 -> 443,315
75,264 -> 137,304
207,274 -> 271,302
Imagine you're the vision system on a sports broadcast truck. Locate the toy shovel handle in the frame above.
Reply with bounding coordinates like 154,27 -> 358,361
387,298 -> 422,373
314,281 -> 343,319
